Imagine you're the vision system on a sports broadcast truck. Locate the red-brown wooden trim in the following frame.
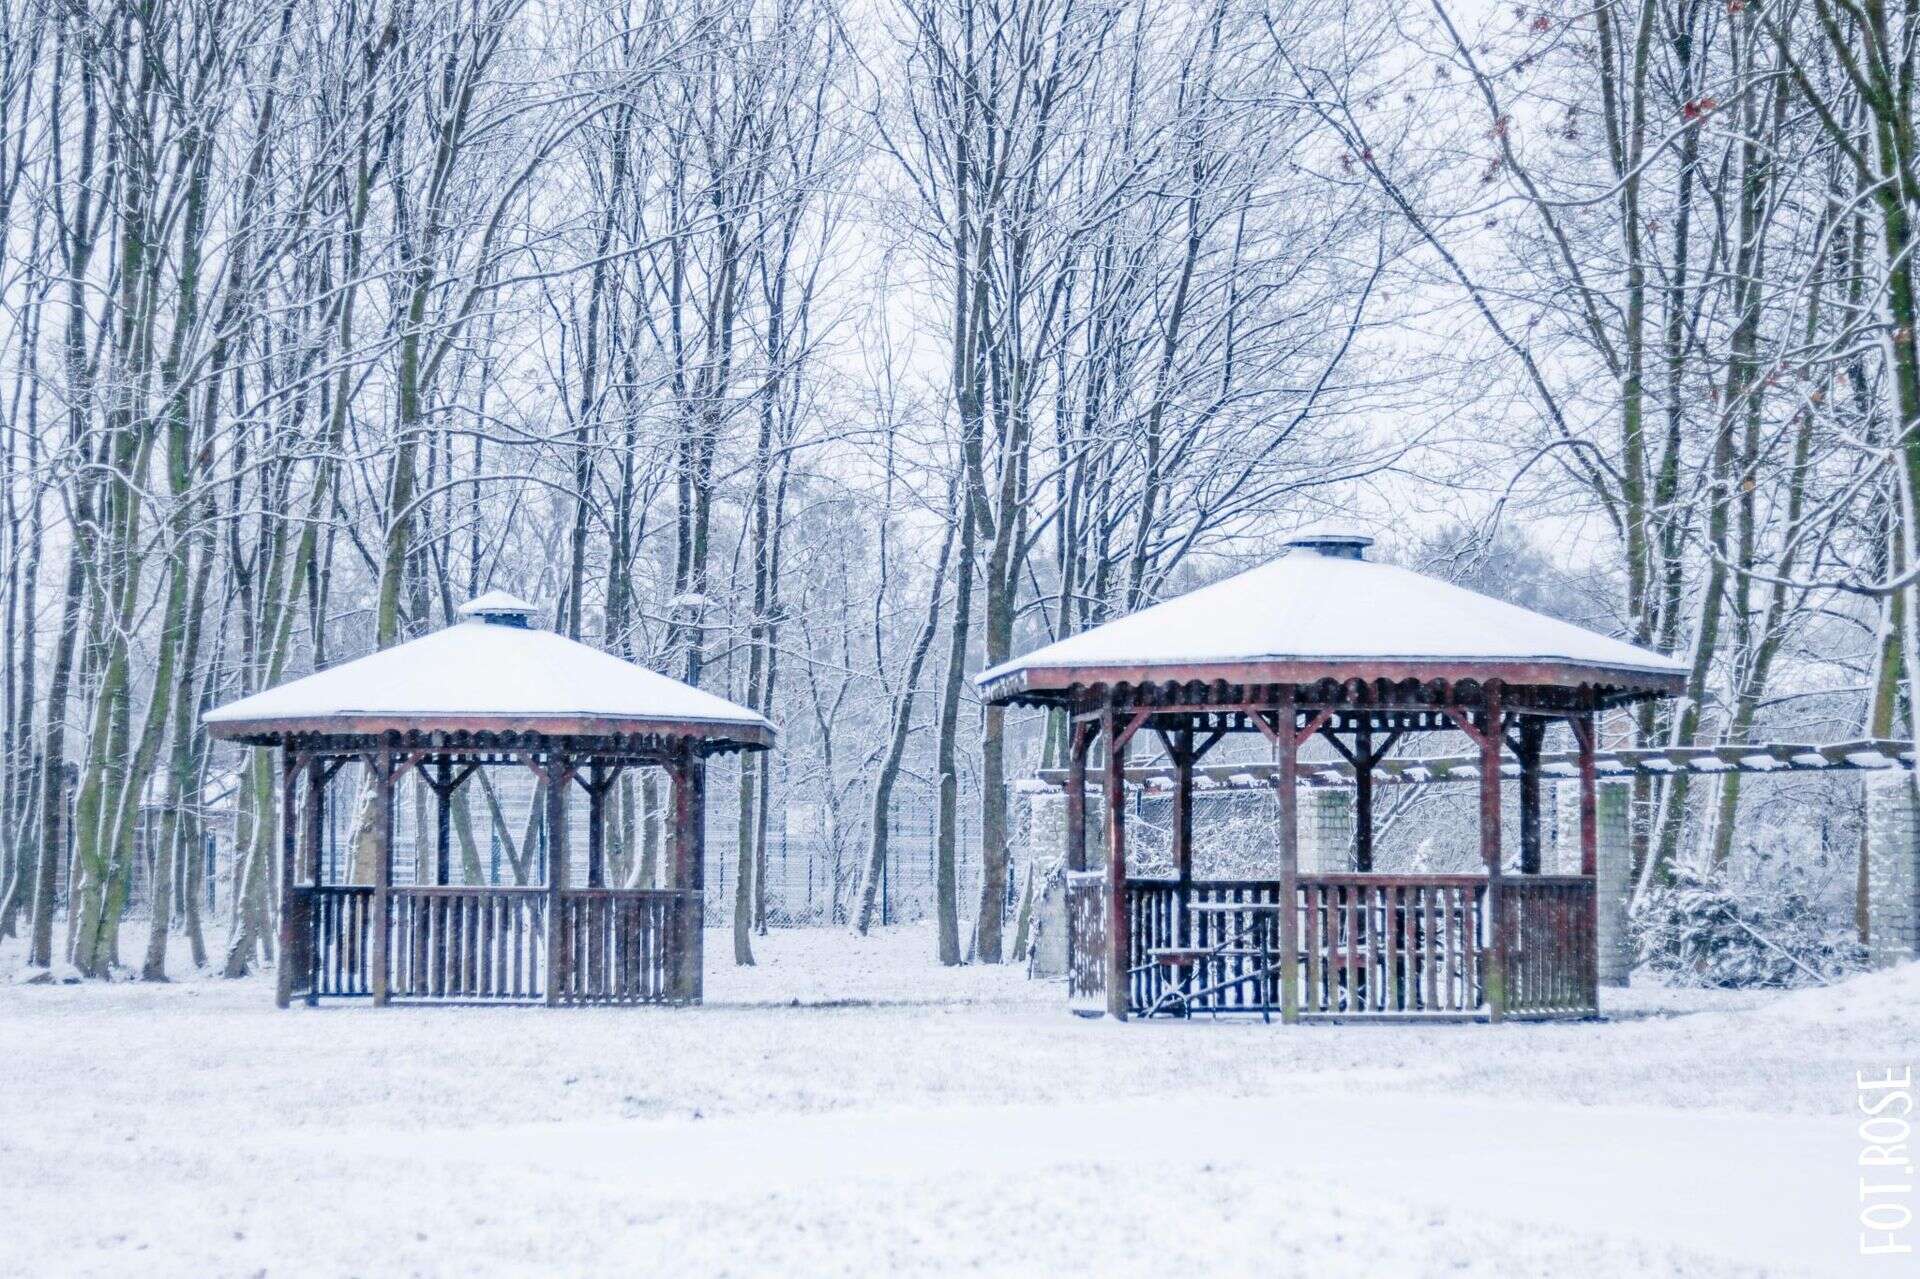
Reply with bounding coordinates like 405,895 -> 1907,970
206,713 -> 774,750
983,658 -> 1683,704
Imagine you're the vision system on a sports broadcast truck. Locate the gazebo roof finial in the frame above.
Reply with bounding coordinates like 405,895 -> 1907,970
458,590 -> 540,628
1284,526 -> 1375,561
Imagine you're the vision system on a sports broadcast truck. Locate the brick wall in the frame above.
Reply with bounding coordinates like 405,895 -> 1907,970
1555,779 -> 1633,986
1865,772 -> 1920,968
1299,787 -> 1353,873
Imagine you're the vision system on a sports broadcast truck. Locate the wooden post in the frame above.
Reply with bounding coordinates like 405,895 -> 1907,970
1275,687 -> 1301,1024
1102,704 -> 1130,1021
303,755 -> 326,1007
544,750 -> 571,1006
586,761 -> 606,888
1172,729 -> 1193,945
1576,710 -> 1600,1003
434,757 -> 453,886
1353,723 -> 1374,872
671,749 -> 706,1002
370,750 -> 394,1007
276,750 -> 300,1010
304,757 -> 326,886
1479,688 -> 1506,1022
1576,713 -> 1599,876
1517,718 -> 1544,874
1064,721 -> 1091,873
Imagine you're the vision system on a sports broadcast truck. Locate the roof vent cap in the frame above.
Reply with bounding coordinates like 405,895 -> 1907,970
457,590 -> 540,629
1283,527 -> 1374,561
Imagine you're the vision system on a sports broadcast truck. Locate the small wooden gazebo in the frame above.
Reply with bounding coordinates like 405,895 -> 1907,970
978,533 -> 1683,1022
206,592 -> 773,1008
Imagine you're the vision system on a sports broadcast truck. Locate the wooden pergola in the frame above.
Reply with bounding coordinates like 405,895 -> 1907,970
979,533 -> 1684,1022
205,592 -> 774,1008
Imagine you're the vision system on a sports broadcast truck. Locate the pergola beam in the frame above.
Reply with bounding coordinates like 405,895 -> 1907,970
1037,737 -> 1919,794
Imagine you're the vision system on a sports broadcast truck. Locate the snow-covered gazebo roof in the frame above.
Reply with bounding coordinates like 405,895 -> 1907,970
978,533 -> 1685,707
206,592 -> 773,753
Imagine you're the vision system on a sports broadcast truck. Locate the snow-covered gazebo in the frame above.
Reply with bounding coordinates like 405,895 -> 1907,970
978,532 -> 1684,1022
206,592 -> 773,1009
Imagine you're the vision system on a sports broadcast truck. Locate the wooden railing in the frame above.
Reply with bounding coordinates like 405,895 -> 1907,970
1064,872 -> 1108,1013
309,886 -> 373,997
1298,874 -> 1485,1016
388,887 -> 548,1001
301,885 -> 698,1005
552,889 -> 692,1005
1126,878 -> 1287,1014
1500,877 -> 1597,1016
1119,873 -> 1596,1020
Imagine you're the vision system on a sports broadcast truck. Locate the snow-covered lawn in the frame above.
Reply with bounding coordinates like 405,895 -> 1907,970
3,925 -> 1912,1277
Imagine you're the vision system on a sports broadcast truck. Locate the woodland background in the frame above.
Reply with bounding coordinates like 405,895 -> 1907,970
0,0 -> 1915,980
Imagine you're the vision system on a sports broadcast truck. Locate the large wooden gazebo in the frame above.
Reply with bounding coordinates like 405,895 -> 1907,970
206,592 -> 773,1008
978,533 -> 1684,1022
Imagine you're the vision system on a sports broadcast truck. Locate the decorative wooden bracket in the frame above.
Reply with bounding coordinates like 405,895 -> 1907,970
1568,713 -> 1597,754
425,759 -> 482,798
522,752 -> 579,789
1112,707 -> 1152,751
361,748 -> 430,783
1150,726 -> 1227,767
1251,706 -> 1332,750
1440,706 -> 1497,751
574,761 -> 625,796
1318,725 -> 1404,771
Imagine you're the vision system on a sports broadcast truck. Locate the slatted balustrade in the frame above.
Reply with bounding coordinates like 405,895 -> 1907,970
309,886 -> 374,997
1126,879 -> 1287,1014
388,888 -> 548,1001
1297,875 -> 1486,1016
1500,877 -> 1597,1016
299,885 -> 697,1004
1065,872 -> 1108,1013
1119,873 -> 1596,1019
552,889 -> 689,1004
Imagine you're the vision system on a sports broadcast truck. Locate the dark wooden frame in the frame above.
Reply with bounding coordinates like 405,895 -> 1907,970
212,722 -> 758,1010
1025,667 -> 1673,1024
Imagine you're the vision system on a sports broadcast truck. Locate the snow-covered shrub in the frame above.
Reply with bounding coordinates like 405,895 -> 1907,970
1633,860 -> 1865,989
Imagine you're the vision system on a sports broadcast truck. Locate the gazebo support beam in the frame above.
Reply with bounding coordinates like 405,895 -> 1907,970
1508,717 -> 1546,875
370,750 -> 395,1007
577,761 -> 624,888
1574,711 -> 1601,999
1477,693 -> 1507,1021
671,751 -> 707,1003
1270,689 -> 1303,1023
435,758 -> 453,886
542,751 -> 574,1005
422,758 -> 480,889
1170,730 -> 1194,945
1441,696 -> 1511,1021
1065,721 -> 1094,873
1317,723 -> 1402,872
1354,724 -> 1373,872
302,755 -> 327,1007
1102,706 -> 1134,1020
1152,725 -> 1224,947
1255,696 -> 1329,1023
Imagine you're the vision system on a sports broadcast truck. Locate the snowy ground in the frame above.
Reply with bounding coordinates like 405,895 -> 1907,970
3,925 -> 1914,1278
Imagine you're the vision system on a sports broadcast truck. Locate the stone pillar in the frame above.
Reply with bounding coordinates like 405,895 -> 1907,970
1298,787 -> 1353,873
1865,772 -> 1920,968
1557,778 -> 1632,986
